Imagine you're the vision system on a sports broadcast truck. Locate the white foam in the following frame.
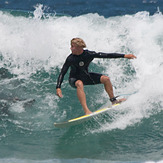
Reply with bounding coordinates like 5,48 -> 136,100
0,8 -> 163,131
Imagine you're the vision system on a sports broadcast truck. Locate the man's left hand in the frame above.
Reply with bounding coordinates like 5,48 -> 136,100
124,54 -> 137,59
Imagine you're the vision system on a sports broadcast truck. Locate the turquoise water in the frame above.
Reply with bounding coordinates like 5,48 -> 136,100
0,1 -> 163,163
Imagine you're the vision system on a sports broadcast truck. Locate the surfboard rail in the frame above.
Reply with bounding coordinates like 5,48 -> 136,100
54,103 -> 120,128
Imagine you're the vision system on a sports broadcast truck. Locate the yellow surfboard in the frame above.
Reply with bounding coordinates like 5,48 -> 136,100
54,103 -> 121,128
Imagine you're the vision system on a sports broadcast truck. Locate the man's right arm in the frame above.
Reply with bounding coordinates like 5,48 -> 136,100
56,57 -> 70,98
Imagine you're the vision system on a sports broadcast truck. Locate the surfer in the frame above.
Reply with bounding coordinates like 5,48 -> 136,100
56,38 -> 136,115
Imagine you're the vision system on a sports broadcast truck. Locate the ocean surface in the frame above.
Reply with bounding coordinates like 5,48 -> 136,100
0,0 -> 163,163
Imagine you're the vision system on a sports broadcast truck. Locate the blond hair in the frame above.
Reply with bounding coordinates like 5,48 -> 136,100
71,38 -> 86,48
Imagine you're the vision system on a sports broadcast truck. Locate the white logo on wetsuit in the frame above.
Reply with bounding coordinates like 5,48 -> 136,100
79,61 -> 84,67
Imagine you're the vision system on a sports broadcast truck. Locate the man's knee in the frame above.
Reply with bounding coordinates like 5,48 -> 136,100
75,80 -> 84,88
100,75 -> 110,83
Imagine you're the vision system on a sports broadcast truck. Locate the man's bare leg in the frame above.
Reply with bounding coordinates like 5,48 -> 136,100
75,80 -> 92,115
100,75 -> 126,104
100,75 -> 114,99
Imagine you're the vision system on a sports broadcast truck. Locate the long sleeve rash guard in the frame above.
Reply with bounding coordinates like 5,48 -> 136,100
56,50 -> 125,89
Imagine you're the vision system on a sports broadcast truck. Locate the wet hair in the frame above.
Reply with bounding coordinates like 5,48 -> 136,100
71,38 -> 86,48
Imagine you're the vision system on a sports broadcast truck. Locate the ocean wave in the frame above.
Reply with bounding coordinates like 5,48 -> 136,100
0,7 -> 163,161
0,158 -> 162,163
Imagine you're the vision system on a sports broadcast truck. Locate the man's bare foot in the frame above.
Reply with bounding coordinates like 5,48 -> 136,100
85,110 -> 92,115
112,98 -> 126,105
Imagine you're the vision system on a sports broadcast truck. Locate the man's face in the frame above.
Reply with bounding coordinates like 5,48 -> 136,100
70,43 -> 83,55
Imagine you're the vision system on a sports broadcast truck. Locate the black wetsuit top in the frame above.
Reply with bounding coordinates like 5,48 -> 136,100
56,50 -> 125,89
